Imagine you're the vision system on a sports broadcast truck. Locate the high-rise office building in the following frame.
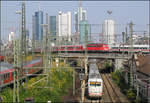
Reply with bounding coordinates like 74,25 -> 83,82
58,11 -> 72,41
74,8 -> 87,32
32,10 -> 43,41
79,20 -> 91,44
102,19 -> 115,46
49,16 -> 56,36
8,32 -> 15,42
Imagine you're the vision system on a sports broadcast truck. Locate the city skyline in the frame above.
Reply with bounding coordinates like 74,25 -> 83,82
1,1 -> 149,40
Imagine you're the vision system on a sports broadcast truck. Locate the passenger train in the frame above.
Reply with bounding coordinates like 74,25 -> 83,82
0,59 -> 42,88
52,43 -> 149,53
88,60 -> 103,98
110,44 -> 150,53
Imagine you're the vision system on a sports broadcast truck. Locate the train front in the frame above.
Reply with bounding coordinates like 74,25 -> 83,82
88,76 -> 103,98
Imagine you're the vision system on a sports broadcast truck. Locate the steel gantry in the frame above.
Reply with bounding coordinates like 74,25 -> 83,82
13,39 -> 21,102
13,2 -> 27,102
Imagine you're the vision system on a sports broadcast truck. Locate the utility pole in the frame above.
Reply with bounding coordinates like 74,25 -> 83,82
21,2 -> 26,54
13,39 -> 20,102
129,21 -> 134,87
148,24 -> 150,54
78,0 -> 82,32
122,32 -> 125,44
125,26 -> 128,43
84,23 -> 88,75
122,32 -> 125,56
73,69 -> 75,95
32,15 -> 35,59
13,2 -> 26,101
42,24 -> 50,86
21,2 -> 27,89
42,24 -> 48,73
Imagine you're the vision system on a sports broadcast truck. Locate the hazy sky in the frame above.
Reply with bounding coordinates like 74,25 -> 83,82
1,1 -> 149,41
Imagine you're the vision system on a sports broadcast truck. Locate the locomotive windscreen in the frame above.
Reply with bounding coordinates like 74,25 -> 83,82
90,82 -> 101,86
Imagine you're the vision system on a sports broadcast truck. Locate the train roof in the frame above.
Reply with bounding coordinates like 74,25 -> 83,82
55,44 -> 83,47
89,63 -> 99,74
0,59 -> 41,74
112,44 -> 149,47
88,63 -> 102,80
87,43 -> 108,46
89,73 -> 102,79
0,62 -> 14,74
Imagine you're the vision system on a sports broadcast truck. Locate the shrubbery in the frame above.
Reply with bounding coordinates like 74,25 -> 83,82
111,69 -> 145,103
0,63 -> 73,102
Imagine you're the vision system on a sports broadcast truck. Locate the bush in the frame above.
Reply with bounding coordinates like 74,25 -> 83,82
0,64 -> 73,102
127,89 -> 136,101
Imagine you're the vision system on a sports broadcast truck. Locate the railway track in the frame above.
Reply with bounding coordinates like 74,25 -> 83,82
101,73 -> 121,103
90,98 -> 102,103
84,97 -> 101,103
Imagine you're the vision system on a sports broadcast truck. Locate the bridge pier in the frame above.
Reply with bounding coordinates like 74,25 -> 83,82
115,59 -> 124,70
84,58 -> 88,75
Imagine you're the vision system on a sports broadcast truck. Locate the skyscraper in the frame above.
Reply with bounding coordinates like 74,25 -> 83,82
102,19 -> 115,46
8,32 -> 15,42
49,16 -> 56,36
74,8 -> 87,32
58,11 -> 72,41
79,20 -> 91,44
32,10 -> 43,41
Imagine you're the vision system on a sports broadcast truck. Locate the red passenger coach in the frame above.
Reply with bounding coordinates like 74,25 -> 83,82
0,59 -> 42,88
55,45 -> 84,52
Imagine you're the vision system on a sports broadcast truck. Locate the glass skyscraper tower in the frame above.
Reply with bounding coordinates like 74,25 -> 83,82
33,10 -> 43,41
49,16 -> 56,36
79,20 -> 91,44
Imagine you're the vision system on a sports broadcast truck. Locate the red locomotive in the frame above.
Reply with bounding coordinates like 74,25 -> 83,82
0,59 -> 42,88
87,43 -> 109,52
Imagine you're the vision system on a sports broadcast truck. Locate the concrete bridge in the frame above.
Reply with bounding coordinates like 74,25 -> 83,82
57,52 -> 132,59
56,52 -> 133,70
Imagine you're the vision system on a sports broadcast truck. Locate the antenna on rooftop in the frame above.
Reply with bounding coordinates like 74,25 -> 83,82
79,0 -> 82,8
38,2 -> 41,11
107,10 -> 112,15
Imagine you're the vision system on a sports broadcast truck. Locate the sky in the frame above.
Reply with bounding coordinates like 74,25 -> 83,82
1,1 -> 149,41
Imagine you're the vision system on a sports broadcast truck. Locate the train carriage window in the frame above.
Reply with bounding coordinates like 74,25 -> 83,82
90,82 -> 101,86
0,74 -> 4,80
4,73 -> 10,79
96,82 -> 101,86
4,73 -> 6,79
68,47 -> 74,49
88,44 -> 100,47
8,73 -> 9,78
12,72 -> 14,77
4,74 -> 5,79
6,73 -> 8,79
